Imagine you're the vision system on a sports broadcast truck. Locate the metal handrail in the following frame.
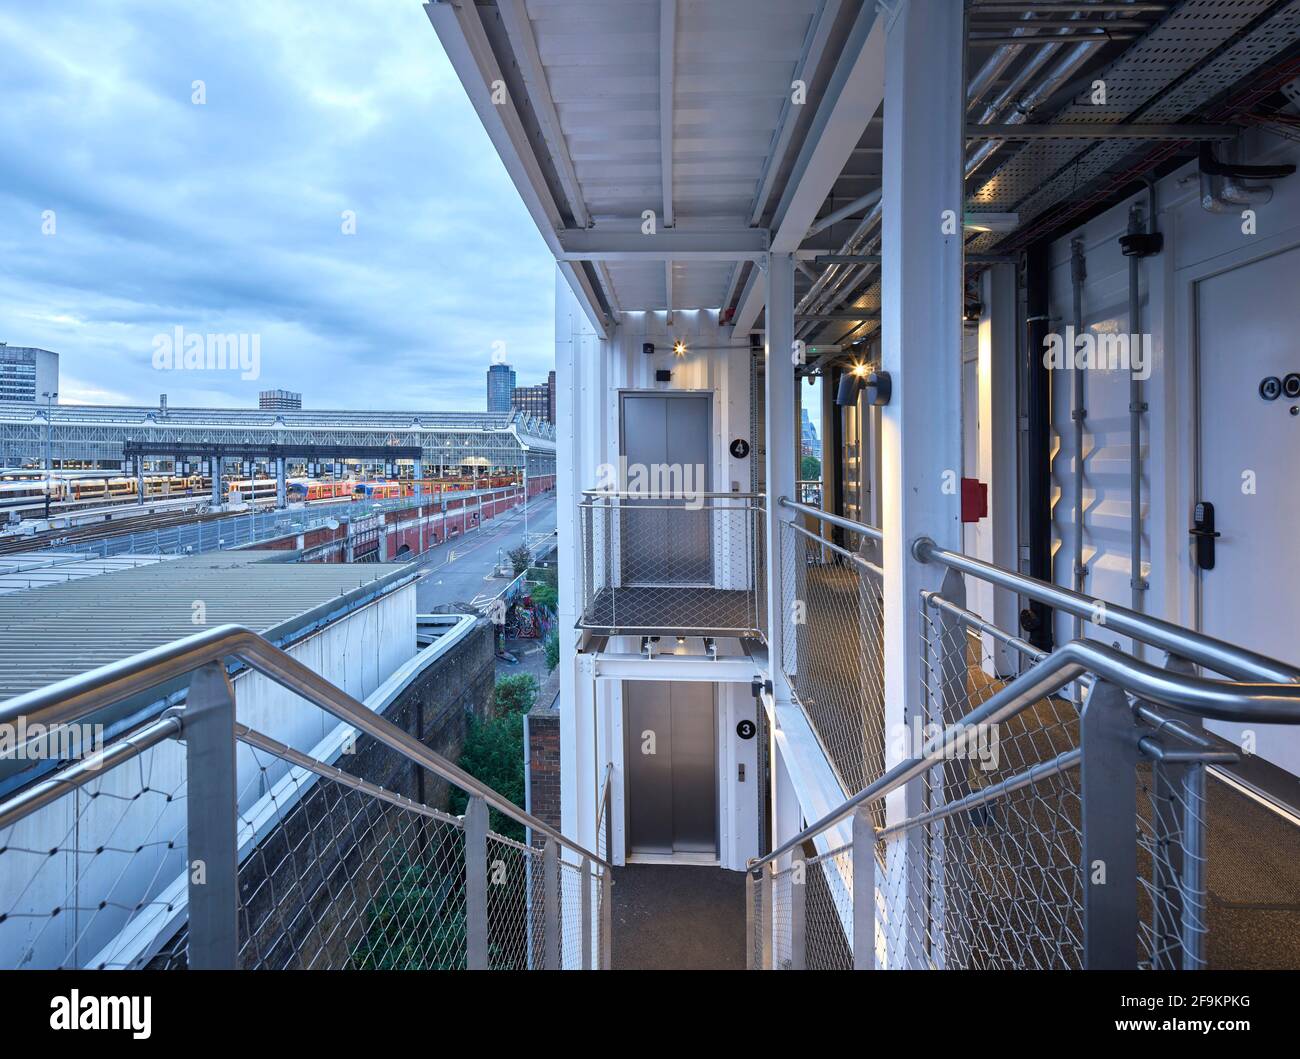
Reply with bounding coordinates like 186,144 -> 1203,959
777,495 -> 883,542
750,636 -> 1300,871
582,489 -> 765,500
914,536 -> 1300,684
0,623 -> 610,870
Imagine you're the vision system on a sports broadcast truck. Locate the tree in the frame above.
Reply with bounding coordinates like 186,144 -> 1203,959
508,544 -> 531,574
800,454 -> 821,481
544,630 -> 559,672
494,673 -> 538,716
448,710 -> 526,841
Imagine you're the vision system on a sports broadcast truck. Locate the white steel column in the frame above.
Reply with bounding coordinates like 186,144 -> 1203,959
764,252 -> 797,695
879,0 -> 964,969
976,264 -> 1020,674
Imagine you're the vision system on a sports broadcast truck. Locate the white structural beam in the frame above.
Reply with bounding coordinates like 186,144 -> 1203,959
878,0 -> 964,968
665,261 -> 674,323
425,1 -> 609,339
764,252 -> 797,700
660,0 -> 676,230
731,263 -> 766,335
496,0 -> 589,228
748,0 -> 844,227
556,227 -> 769,261
769,2 -> 886,253
976,264 -> 1021,675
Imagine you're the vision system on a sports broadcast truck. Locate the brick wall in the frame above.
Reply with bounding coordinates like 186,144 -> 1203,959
526,704 -> 561,847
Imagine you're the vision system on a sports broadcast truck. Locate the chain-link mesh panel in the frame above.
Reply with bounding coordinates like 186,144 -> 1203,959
486,832 -> 536,970
1137,756 -> 1207,970
779,519 -> 885,798
0,738 -> 188,970
806,846 -> 854,970
233,744 -> 467,970
770,864 -> 794,969
579,496 -> 765,635
914,593 -> 1086,969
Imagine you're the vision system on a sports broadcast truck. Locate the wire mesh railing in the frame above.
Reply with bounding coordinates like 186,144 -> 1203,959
749,522 -> 1300,970
578,491 -> 765,636
778,518 -> 886,798
0,624 -> 610,970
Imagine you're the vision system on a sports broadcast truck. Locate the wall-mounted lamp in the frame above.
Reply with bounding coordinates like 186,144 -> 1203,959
673,340 -> 688,358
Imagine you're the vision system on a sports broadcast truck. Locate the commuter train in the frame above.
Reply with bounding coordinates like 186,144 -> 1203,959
285,473 -> 521,505
0,472 -> 208,516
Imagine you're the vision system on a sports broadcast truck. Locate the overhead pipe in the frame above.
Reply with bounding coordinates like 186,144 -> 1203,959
1199,141 -> 1294,212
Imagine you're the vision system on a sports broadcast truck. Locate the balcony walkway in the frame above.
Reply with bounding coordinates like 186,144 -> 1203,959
610,864 -> 746,970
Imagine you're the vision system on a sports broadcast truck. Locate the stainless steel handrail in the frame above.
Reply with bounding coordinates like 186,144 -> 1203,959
777,495 -> 883,542
0,623 -> 610,869
750,637 -> 1300,871
582,489 -> 765,500
914,536 -> 1300,684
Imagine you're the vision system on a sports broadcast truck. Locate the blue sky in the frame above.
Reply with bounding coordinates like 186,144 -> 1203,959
0,0 -> 556,409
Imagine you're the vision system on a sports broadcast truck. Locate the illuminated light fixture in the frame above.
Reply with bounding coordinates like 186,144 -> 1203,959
673,339 -> 688,358
963,211 -> 1019,233
676,636 -> 686,645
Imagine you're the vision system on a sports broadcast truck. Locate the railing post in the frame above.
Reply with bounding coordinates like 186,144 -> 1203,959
789,859 -> 807,969
601,865 -> 612,970
1080,678 -> 1139,969
745,869 -> 756,970
580,856 -> 592,970
852,807 -> 876,970
464,795 -> 488,970
183,662 -> 239,970
543,838 -> 560,969
760,862 -> 774,969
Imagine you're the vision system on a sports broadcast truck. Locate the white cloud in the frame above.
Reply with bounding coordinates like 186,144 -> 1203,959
0,0 -> 556,410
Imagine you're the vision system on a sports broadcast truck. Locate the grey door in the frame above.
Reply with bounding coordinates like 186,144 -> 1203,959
619,393 -> 711,585
624,681 -> 717,856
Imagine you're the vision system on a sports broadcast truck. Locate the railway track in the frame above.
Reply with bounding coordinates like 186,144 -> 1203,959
0,505 -> 271,556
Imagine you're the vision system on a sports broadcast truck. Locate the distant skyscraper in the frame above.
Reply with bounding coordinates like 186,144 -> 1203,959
510,369 -> 556,423
259,389 -> 302,411
487,363 -> 516,412
800,408 -> 820,457
0,344 -> 59,404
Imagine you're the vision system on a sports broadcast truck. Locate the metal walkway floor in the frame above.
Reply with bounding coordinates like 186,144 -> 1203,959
610,864 -> 746,970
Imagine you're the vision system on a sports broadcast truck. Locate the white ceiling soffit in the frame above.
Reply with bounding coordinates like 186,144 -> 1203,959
435,0 -> 838,316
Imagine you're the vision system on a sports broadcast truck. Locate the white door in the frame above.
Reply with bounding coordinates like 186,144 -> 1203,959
1197,244 -> 1300,774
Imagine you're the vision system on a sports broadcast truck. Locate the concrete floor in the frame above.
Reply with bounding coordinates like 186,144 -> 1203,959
610,863 -> 747,970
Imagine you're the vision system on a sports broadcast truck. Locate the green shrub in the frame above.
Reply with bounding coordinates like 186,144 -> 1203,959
544,630 -> 560,673
530,581 -> 558,613
448,709 -> 526,841
494,673 -> 538,716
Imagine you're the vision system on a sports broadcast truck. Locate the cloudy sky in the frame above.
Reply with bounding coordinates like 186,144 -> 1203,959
0,0 -> 555,410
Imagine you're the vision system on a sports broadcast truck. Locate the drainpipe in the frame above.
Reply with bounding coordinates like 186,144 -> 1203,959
1123,203 -> 1149,648
1070,238 -> 1087,639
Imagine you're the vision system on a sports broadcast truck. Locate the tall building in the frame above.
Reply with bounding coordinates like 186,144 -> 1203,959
800,408 -> 820,457
0,344 -> 59,404
486,363 -> 516,412
510,370 -> 556,423
259,389 -> 302,411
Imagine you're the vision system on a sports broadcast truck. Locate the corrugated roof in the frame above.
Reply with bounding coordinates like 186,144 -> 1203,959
0,552 -> 417,700
0,551 -> 176,596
